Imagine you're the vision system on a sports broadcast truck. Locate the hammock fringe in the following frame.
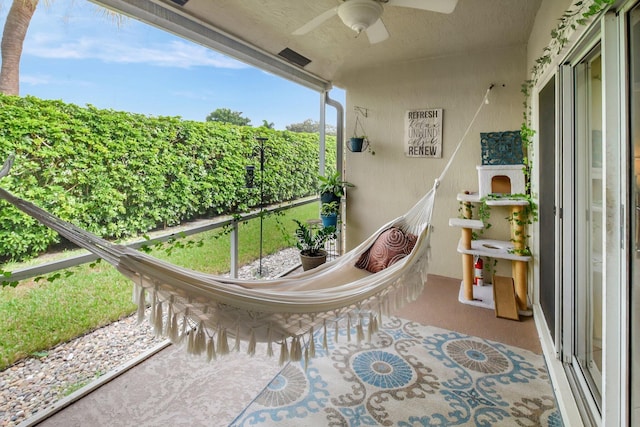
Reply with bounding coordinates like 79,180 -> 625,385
126,250 -> 432,364
206,336 -> 216,361
233,325 -> 241,352
153,302 -> 163,337
124,239 -> 434,362
279,340 -> 289,366
136,285 -> 145,324
266,325 -> 274,357
322,321 -> 328,351
357,315 -> 364,343
308,327 -> 316,358
218,328 -> 229,356
247,329 -> 256,356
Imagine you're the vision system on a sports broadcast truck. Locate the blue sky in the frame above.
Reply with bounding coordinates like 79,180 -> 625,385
1,0 -> 344,130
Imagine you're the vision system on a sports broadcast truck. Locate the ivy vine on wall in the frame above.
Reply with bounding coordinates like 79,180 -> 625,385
515,0 -> 613,243
521,0 -> 615,145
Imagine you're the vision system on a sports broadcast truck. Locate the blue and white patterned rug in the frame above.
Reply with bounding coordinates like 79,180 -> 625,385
231,317 -> 562,426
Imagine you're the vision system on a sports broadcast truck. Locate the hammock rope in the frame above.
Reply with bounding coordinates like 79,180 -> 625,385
0,86 -> 492,365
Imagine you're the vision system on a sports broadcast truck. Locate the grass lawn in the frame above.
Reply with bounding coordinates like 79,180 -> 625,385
0,202 -> 318,370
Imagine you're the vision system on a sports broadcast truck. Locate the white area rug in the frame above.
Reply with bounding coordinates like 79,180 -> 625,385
231,317 -> 561,426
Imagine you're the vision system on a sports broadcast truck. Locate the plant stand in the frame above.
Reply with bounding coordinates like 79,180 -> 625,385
306,219 -> 340,260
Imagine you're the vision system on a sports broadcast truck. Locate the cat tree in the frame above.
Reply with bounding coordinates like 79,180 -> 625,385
448,131 -> 532,319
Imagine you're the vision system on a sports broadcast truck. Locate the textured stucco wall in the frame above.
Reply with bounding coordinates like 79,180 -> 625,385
340,45 -> 527,279
527,0 -> 574,73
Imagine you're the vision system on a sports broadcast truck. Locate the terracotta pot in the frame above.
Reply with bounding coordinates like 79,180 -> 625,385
299,249 -> 328,271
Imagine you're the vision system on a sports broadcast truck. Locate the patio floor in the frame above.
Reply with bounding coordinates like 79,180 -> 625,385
25,274 -> 541,426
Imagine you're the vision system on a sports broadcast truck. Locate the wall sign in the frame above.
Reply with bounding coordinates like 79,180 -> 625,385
404,108 -> 443,158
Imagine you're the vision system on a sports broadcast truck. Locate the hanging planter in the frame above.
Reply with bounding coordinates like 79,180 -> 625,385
350,106 -> 374,154
318,172 -> 354,203
348,136 -> 368,152
321,192 -> 340,204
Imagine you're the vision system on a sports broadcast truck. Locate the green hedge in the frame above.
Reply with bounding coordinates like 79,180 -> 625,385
0,94 -> 336,262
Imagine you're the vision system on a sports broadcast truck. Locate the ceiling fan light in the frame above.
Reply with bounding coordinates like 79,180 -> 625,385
338,0 -> 383,34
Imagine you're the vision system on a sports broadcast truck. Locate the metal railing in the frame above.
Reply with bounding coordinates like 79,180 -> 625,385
6,196 -> 319,283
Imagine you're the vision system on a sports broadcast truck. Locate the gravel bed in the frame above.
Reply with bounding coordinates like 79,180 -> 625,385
0,248 -> 300,426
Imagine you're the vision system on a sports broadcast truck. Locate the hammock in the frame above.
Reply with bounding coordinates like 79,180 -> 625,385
0,87 -> 491,365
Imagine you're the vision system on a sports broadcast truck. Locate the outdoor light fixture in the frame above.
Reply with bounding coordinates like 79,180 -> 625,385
245,165 -> 255,188
337,0 -> 383,34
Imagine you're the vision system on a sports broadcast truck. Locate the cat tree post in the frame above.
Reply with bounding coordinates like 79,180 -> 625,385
449,203 -> 484,302
461,227 -> 474,301
511,204 -> 528,311
461,199 -> 474,301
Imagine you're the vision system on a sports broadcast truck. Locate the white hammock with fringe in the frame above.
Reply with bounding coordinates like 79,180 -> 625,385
0,88 -> 491,366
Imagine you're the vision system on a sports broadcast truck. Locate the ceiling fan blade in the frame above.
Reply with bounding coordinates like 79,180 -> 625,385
366,18 -> 389,44
387,0 -> 458,14
292,7 -> 339,35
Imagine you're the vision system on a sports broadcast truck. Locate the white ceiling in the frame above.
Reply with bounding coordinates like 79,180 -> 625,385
96,0 -> 541,90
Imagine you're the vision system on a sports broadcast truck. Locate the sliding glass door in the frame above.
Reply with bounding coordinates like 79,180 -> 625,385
629,4 -> 640,424
571,44 -> 603,412
552,3 -> 633,423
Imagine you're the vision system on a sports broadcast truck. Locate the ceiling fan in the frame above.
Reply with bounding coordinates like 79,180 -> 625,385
292,0 -> 458,44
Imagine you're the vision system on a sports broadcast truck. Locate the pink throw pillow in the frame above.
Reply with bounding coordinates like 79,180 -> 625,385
355,227 -> 417,273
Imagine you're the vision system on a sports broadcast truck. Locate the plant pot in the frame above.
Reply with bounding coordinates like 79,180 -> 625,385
299,249 -> 328,271
321,192 -> 340,204
349,137 -> 364,152
321,213 -> 338,228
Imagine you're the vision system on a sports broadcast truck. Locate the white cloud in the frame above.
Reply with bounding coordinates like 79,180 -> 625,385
24,32 -> 248,70
21,73 -> 94,88
20,74 -> 52,86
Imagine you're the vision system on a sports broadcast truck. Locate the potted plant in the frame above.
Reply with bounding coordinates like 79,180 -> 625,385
293,219 -> 336,270
318,171 -> 354,204
320,201 -> 339,227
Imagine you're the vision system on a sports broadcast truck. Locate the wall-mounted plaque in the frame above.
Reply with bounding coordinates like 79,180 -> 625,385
404,108 -> 443,158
